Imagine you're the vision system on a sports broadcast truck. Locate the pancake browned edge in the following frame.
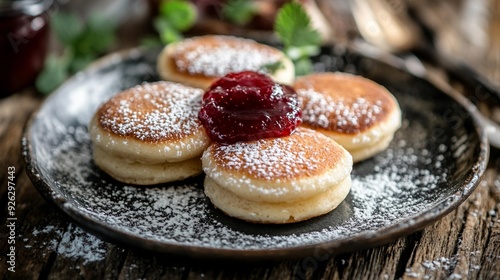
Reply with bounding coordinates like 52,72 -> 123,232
88,81 -> 211,185
294,72 -> 402,162
157,35 -> 295,89
202,127 -> 353,224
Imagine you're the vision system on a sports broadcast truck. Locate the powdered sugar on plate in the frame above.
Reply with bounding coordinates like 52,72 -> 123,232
24,48 -> 485,256
30,119 -> 448,250
28,224 -> 107,264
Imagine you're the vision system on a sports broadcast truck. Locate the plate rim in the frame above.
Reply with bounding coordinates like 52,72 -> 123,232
21,46 -> 490,261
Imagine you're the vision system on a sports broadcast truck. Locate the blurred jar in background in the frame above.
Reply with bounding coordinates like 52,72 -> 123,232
0,0 -> 52,96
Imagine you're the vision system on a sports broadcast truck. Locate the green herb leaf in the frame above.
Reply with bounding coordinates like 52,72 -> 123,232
294,56 -> 314,76
274,2 -> 321,48
74,14 -> 116,55
159,0 -> 197,31
36,11 -> 118,95
35,55 -> 69,95
260,61 -> 284,75
160,27 -> 182,44
285,45 -> 320,60
154,17 -> 182,44
141,37 -> 163,49
68,53 -> 96,73
273,2 -> 321,76
154,17 -> 170,35
87,12 -> 117,32
74,31 -> 112,55
52,12 -> 84,45
223,0 -> 256,26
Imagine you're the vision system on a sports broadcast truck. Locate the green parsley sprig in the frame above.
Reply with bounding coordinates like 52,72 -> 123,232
223,0 -> 257,26
274,2 -> 321,76
36,12 -> 117,95
147,0 -> 197,46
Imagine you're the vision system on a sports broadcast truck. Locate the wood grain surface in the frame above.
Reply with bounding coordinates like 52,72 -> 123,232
0,82 -> 499,280
1,0 -> 499,277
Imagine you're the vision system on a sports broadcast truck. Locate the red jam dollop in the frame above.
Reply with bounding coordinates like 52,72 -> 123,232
198,71 -> 302,144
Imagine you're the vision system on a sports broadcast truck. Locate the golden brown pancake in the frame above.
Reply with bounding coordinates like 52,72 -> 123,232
157,35 -> 295,89
295,72 -> 402,162
89,81 -> 211,184
202,127 -> 353,223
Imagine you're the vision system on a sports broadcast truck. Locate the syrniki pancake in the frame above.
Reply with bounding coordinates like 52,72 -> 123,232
202,127 -> 353,224
157,35 -> 295,89
294,72 -> 402,162
89,81 -> 210,185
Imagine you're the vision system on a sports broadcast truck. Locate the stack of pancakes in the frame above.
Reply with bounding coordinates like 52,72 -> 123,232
89,81 -> 210,185
202,127 -> 352,224
89,35 -> 402,224
294,73 -> 402,162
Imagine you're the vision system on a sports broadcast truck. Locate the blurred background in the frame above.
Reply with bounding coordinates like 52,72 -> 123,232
1,0 -> 499,96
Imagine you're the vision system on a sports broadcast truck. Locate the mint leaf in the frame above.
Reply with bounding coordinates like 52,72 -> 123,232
75,14 -> 116,55
160,27 -> 182,44
273,2 -> 321,76
87,13 -> 117,32
68,53 -> 96,73
285,45 -> 320,60
294,56 -> 314,76
141,37 -> 162,48
154,17 -> 182,44
52,12 -> 84,45
274,2 -> 321,48
223,0 -> 256,25
35,55 -> 69,95
159,0 -> 197,31
154,17 -> 170,34
36,11 -> 118,95
74,31 -> 114,55
260,61 -> 284,75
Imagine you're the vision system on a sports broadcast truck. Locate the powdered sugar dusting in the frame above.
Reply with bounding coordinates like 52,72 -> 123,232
28,224 -> 107,264
173,36 -> 282,77
27,114 -> 457,251
405,255 -> 460,278
23,47 -> 485,256
298,89 -> 384,133
206,129 -> 340,181
98,82 -> 204,142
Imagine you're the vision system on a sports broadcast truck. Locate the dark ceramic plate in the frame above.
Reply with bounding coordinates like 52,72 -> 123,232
22,47 -> 489,261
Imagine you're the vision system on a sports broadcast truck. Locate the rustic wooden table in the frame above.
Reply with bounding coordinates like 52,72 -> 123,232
0,69 -> 499,280
1,0 -> 500,275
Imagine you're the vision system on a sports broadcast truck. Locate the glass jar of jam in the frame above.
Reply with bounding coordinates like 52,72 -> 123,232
0,0 -> 52,96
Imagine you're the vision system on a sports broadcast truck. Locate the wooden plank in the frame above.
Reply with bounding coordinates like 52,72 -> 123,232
401,154 -> 500,279
321,237 -> 416,280
1,90 -> 44,279
1,91 -> 499,279
476,155 -> 500,279
117,251 -> 186,279
0,90 -> 41,203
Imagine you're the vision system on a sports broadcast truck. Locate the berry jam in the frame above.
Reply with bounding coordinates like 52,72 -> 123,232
0,0 -> 52,95
199,71 -> 302,144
